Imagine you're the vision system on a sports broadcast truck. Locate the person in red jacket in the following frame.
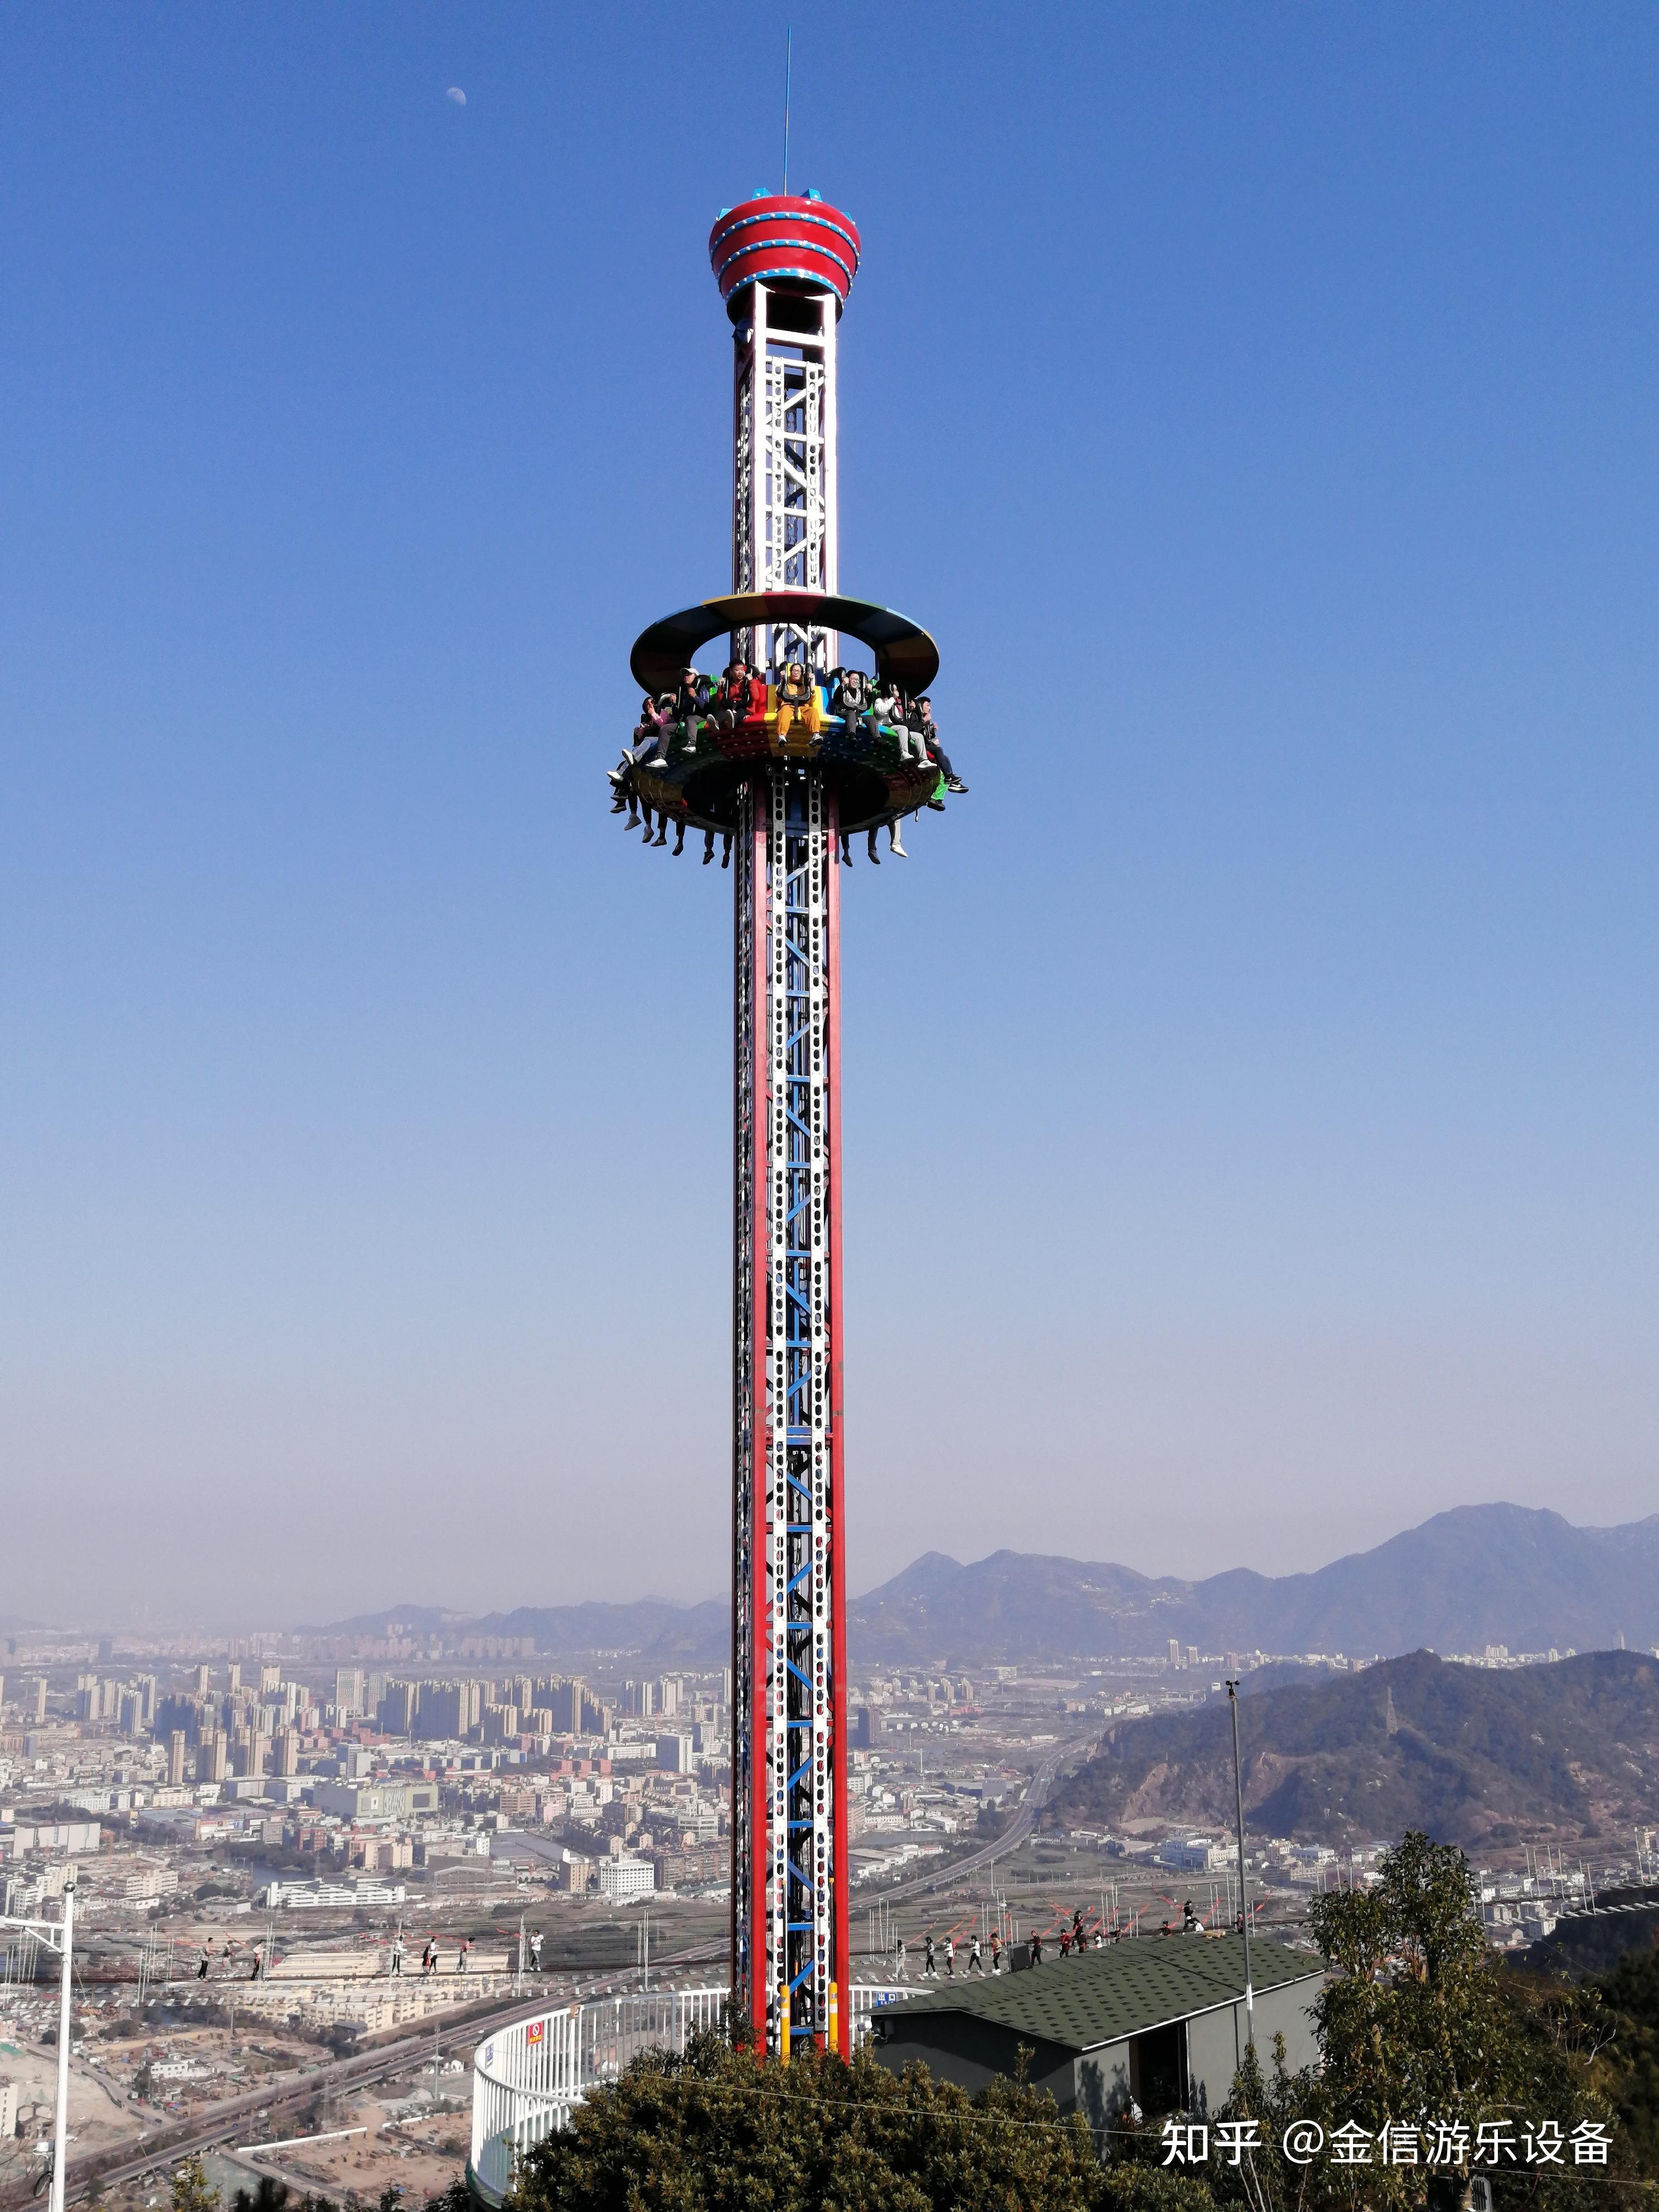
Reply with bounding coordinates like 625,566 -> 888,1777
741,665 -> 770,732
711,660 -> 753,733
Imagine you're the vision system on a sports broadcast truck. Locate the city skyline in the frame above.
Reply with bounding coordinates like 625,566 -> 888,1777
4,3 -> 1658,1624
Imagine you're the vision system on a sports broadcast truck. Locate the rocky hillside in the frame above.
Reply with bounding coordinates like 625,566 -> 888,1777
1046,1648 -> 1659,1852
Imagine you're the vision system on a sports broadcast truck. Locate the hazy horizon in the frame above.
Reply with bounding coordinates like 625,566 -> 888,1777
4,5 -> 1657,1624
7,1498 -> 1656,1638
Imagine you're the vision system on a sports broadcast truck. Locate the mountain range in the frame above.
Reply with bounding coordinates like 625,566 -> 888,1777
1046,1647 -> 1659,1852
304,1504 -> 1659,1668
846,1505 -> 1659,1665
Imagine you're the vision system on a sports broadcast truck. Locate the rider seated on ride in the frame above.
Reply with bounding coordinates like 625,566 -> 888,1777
829,667 -> 872,733
634,692 -> 666,740
673,667 -> 711,753
630,692 -> 675,767
915,696 -> 967,793
775,658 -> 823,740
893,691 -> 932,766
744,666 -> 770,728
675,666 -> 711,721
711,660 -> 753,732
867,680 -> 900,739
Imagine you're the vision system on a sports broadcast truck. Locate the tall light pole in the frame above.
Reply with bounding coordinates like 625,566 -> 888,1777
1225,1681 -> 1254,2054
4,1872 -> 77,2212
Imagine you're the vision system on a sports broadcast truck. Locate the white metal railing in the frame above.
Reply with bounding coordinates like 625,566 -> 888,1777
468,1983 -> 913,2205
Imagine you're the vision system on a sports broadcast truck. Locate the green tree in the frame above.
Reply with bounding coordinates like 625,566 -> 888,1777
1588,1947 -> 1659,2177
171,2157 -> 221,2212
506,2028 -> 1212,2212
1214,1833 -> 1622,2211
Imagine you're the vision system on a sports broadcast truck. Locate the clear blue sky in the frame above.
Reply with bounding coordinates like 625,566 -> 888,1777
3,3 -> 1655,1627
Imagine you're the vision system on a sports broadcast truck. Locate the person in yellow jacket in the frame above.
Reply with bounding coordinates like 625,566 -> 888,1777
774,659 -> 823,742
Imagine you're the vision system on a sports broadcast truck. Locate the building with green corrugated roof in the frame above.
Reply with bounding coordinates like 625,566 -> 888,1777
869,1934 -> 1323,2129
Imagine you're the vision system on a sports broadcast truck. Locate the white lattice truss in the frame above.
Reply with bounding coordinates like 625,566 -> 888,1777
730,283 -> 838,675
734,765 -> 840,2048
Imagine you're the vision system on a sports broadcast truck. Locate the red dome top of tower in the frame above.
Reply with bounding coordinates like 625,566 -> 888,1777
708,195 -> 861,322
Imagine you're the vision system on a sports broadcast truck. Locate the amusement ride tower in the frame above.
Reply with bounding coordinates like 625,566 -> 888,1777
616,192 -> 959,2056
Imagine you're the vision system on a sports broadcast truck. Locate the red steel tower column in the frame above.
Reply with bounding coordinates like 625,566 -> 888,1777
716,193 -> 858,2055
622,189 -> 952,2058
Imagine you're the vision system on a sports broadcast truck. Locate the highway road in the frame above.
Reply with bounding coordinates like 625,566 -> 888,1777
0,1983 -> 560,2212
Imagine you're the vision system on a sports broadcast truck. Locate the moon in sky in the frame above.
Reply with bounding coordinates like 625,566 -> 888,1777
445,86 -> 466,106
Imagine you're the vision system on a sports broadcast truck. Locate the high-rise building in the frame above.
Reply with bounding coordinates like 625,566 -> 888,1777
580,1689 -> 609,1736
657,1677 -> 682,1717
274,1729 -> 300,1778
167,1731 -> 187,1786
227,1662 -> 242,1694
198,1731 -> 228,1784
414,1683 -> 463,1740
1186,1645 -> 1200,1668
546,1680 -> 584,1734
378,1681 -> 416,1735
655,1733 -> 694,1774
259,1662 -> 282,1697
30,1679 -> 48,1723
334,1667 -> 363,1717
192,1664 -> 212,1696
1168,1639 -> 1182,1666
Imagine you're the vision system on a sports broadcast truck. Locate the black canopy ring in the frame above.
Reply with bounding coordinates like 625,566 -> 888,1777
630,590 -> 940,697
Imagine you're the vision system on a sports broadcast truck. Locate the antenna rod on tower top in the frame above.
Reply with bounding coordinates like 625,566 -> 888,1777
783,26 -> 793,195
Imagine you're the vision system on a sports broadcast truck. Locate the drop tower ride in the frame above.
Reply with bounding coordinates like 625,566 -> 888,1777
617,192 -> 960,2056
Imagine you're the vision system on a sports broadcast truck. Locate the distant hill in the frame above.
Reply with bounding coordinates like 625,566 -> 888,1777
1046,1649 -> 1659,1852
847,1506 -> 1659,1664
297,1505 -> 1659,1669
304,1597 -> 729,1665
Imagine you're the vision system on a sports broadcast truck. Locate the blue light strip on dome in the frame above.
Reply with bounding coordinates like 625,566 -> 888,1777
710,203 -> 861,267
